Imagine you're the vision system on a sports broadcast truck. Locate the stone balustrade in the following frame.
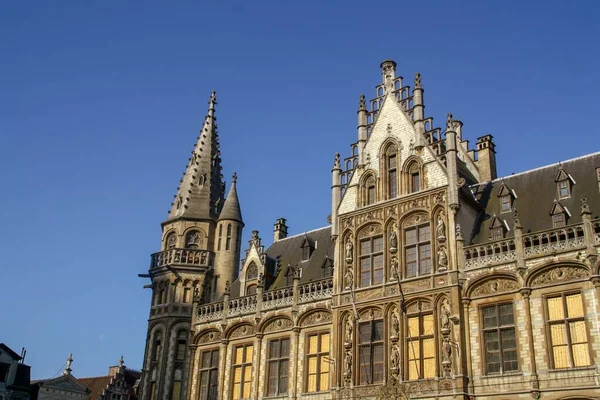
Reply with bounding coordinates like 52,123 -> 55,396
298,279 -> 334,303
228,294 -> 257,316
262,288 -> 293,310
150,248 -> 213,269
465,239 -> 517,269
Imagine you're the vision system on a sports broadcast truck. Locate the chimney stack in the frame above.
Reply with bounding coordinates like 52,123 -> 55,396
273,218 -> 288,242
476,135 -> 497,182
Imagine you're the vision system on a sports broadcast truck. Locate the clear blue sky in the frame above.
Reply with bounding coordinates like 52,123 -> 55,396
1,0 -> 598,379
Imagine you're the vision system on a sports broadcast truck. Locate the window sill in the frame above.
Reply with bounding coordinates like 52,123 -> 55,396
549,365 -> 595,373
480,371 -> 522,379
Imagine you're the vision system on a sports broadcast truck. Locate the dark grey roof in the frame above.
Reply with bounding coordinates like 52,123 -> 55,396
219,176 -> 243,222
468,152 -> 600,245
265,226 -> 333,290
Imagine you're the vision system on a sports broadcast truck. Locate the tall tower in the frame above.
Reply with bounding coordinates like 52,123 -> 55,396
139,92 -> 243,400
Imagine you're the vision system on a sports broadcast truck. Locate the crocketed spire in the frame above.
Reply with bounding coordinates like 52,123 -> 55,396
218,173 -> 243,222
167,91 -> 224,221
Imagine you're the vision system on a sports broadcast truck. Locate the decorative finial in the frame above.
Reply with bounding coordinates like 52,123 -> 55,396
455,223 -> 463,240
333,153 -> 341,169
446,113 -> 454,131
257,273 -> 265,288
118,356 -> 124,368
63,353 -> 73,376
252,230 -> 259,240
581,195 -> 591,215
224,280 -> 231,294
359,94 -> 366,111
513,209 -> 522,229
414,72 -> 422,89
232,172 -> 238,184
209,91 -> 217,109
193,286 -> 200,302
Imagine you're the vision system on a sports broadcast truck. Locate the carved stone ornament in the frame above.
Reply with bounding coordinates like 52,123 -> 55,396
406,300 -> 432,314
344,266 -> 354,290
198,330 -> 222,344
229,324 -> 255,339
357,223 -> 383,239
470,278 -> 519,297
356,289 -> 382,302
359,308 -> 383,319
440,299 -> 451,333
345,239 -> 353,263
442,337 -> 452,375
530,266 -> 589,287
334,153 -> 341,169
404,212 -> 428,228
389,223 -> 398,253
345,317 -> 353,346
263,318 -> 293,333
403,278 -> 431,293
437,246 -> 448,272
436,214 -> 446,242
390,344 -> 400,375
414,72 -> 422,89
300,311 -> 332,327
390,257 -> 399,281
343,349 -> 353,383
433,191 -> 445,204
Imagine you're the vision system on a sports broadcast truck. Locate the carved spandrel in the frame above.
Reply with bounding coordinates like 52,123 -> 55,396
229,324 -> 255,339
263,318 -> 292,333
530,266 -> 589,287
197,330 -> 222,344
470,278 -> 519,297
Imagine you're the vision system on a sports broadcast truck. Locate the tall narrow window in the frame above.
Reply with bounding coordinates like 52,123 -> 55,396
409,164 -> 420,193
226,224 -> 232,251
305,332 -> 330,393
176,330 -> 187,361
482,303 -> 518,374
407,311 -> 435,380
166,233 -> 176,250
389,155 -> 397,198
546,292 -> 590,369
267,339 -> 290,396
198,349 -> 219,400
552,213 -> 566,228
368,185 -> 376,205
171,376 -> 182,400
558,180 -> 570,199
217,224 -> 223,251
358,320 -> 384,384
182,287 -> 191,303
232,344 -> 253,400
359,236 -> 384,286
404,224 -> 432,278
153,333 -> 163,361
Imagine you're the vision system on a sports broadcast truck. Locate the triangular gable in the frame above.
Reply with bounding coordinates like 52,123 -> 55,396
40,375 -> 90,394
321,256 -> 333,269
497,184 -> 512,197
300,235 -> 315,248
550,201 -> 567,215
555,168 -> 574,183
489,216 -> 505,230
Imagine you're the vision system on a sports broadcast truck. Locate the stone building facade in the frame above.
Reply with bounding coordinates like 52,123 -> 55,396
139,61 -> 600,400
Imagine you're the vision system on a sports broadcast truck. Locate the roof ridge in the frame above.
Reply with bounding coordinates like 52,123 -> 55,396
471,151 -> 600,186
272,226 -> 331,242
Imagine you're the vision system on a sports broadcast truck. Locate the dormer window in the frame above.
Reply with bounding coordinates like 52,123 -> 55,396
550,202 -> 569,228
489,217 -> 506,241
300,236 -> 315,261
497,184 -> 515,214
302,246 -> 311,261
555,168 -> 574,199
322,257 -> 334,278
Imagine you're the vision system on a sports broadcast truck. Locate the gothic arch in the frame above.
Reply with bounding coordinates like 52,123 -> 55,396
401,155 -> 424,194
358,169 -> 378,206
399,210 -> 430,228
525,261 -> 590,288
358,306 -> 384,320
163,229 -> 178,250
356,222 -> 384,240
258,315 -> 293,333
465,272 -> 520,298
298,308 -> 332,327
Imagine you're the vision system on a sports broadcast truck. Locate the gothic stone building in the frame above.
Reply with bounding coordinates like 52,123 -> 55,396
139,61 -> 600,400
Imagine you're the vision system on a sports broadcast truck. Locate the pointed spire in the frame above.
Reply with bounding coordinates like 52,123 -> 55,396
167,91 -> 224,221
63,353 -> 73,376
219,173 -> 243,222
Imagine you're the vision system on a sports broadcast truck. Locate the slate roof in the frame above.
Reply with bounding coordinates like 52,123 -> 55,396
468,152 -> 600,245
219,176 -> 243,222
226,226 -> 333,299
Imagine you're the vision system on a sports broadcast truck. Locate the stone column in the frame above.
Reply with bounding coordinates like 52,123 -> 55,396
520,289 -> 539,393
462,299 -> 474,394
291,328 -> 301,400
254,333 -> 263,399
218,339 -> 228,399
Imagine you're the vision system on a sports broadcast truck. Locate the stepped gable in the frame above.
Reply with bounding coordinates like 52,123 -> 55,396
468,152 -> 600,244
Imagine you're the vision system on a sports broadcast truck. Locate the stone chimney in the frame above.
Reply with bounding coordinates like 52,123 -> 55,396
273,218 -> 288,242
476,135 -> 497,182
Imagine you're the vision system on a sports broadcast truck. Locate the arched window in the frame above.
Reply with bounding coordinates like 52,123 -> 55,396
246,284 -> 257,295
246,263 -> 258,280
404,220 -> 432,278
388,154 -> 398,198
217,224 -> 223,251
152,332 -> 163,361
362,174 -> 376,206
165,232 -> 176,250
185,230 -> 202,248
406,307 -> 435,380
226,224 -> 232,250
409,163 -> 420,193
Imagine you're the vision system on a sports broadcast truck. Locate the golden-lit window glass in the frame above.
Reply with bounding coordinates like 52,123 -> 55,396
546,292 -> 590,369
231,344 -> 253,400
305,332 -> 330,393
407,310 -> 435,380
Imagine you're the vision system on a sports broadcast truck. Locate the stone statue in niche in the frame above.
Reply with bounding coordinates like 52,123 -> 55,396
390,344 -> 400,372
345,318 -> 353,345
344,350 -> 353,380
345,239 -> 353,263
390,257 -> 399,281
437,247 -> 448,272
440,299 -> 451,332
344,266 -> 354,290
391,312 -> 400,338
436,214 -> 446,241
389,224 -> 398,253
442,337 -> 452,374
